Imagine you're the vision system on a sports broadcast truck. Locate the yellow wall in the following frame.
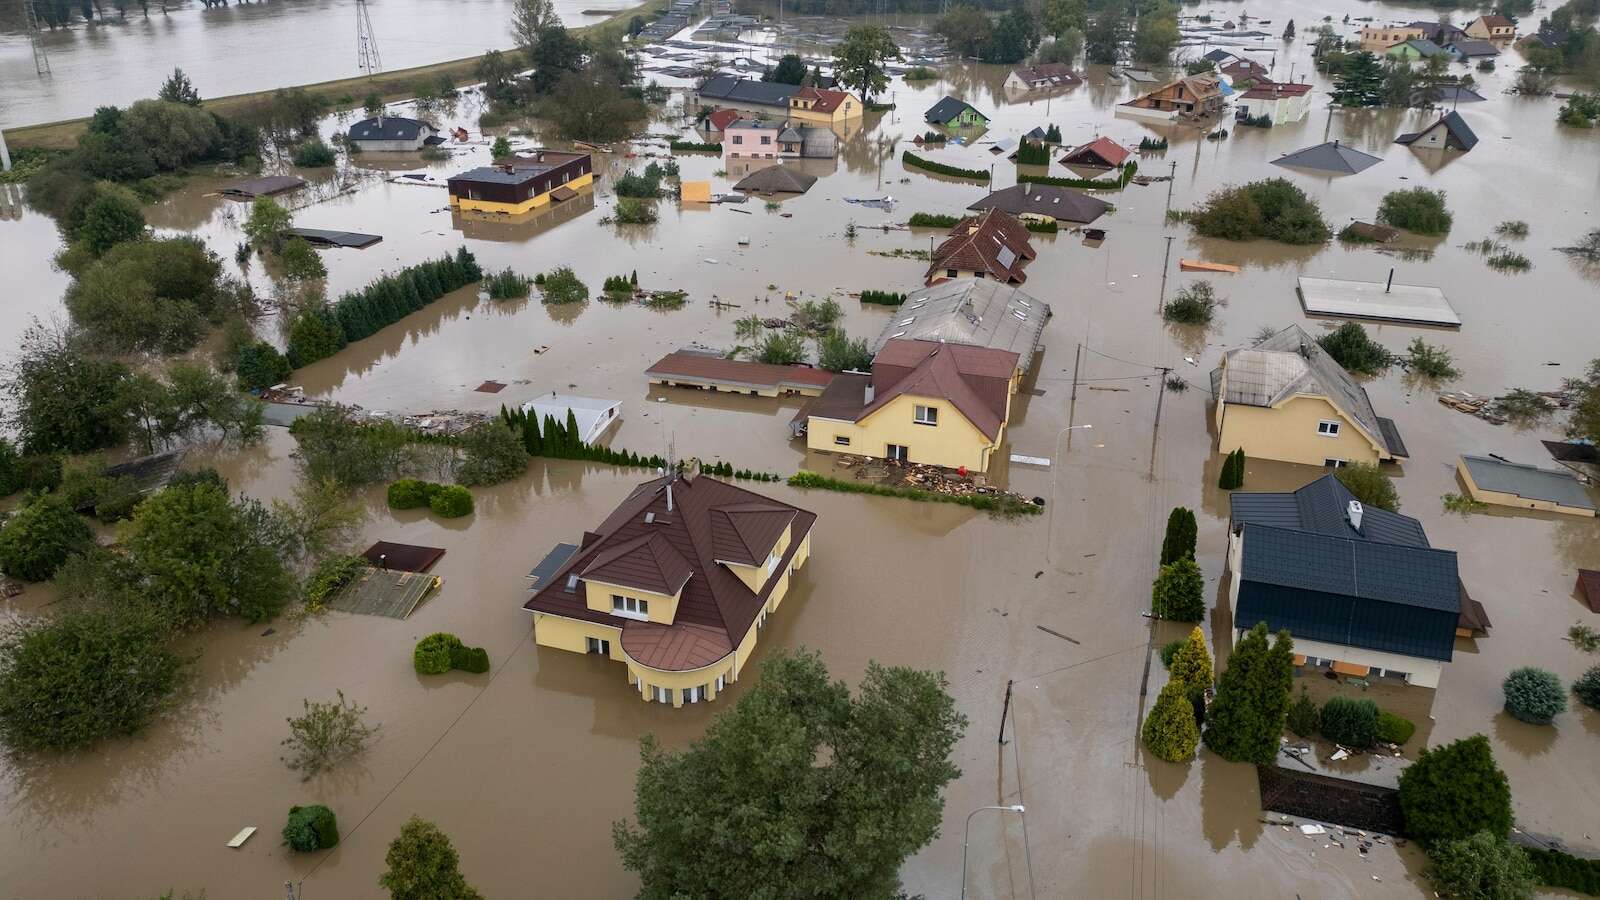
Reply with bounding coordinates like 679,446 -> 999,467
583,579 -> 682,625
450,171 -> 594,215
807,391 -> 1007,471
647,375 -> 826,398
789,92 -> 863,123
722,523 -> 792,591
1457,461 -> 1597,517
1217,394 -> 1384,467
532,613 -> 624,661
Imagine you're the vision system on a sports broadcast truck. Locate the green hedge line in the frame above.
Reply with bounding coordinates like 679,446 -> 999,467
1014,141 -> 1050,165
787,470 -> 1040,516
907,212 -> 958,228
902,151 -> 990,182
1528,847 -> 1600,895
1018,160 -> 1138,192
287,248 -> 482,367
497,405 -> 779,480
860,290 -> 907,305
671,140 -> 722,153
1025,220 -> 1058,234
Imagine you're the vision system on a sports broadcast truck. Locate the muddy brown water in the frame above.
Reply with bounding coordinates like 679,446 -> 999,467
3,4 -> 1600,897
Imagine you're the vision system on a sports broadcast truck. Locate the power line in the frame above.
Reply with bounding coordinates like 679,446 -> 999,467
356,0 -> 382,76
24,0 -> 51,75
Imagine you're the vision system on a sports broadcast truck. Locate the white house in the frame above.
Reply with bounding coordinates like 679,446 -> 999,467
347,116 -> 442,152
1235,82 -> 1313,125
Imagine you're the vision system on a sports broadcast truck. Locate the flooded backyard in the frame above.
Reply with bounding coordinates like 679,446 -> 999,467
2,0 -> 1600,897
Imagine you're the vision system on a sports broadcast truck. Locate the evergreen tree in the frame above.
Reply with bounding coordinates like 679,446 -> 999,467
1143,679 -> 1200,762
565,409 -> 582,455
1202,622 -> 1294,764
1331,51 -> 1384,107
1168,626 -> 1212,692
1160,506 -> 1198,565
1218,448 -> 1245,489
1151,557 -> 1205,621
522,415 -> 543,455
1398,735 -> 1512,846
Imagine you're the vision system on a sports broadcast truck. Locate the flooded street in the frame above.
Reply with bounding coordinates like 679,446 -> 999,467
3,1 -> 1600,897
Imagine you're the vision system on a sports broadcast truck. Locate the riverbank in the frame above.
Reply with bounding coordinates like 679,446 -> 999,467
5,0 -> 668,150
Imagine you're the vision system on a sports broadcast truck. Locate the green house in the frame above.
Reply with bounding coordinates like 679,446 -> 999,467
1386,38 -> 1448,61
925,96 -> 989,128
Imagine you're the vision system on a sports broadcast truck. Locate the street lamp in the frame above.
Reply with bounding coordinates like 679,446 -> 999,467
1046,425 -> 1093,564
961,804 -> 1027,900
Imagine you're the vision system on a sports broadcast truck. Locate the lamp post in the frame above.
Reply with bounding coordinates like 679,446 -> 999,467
961,804 -> 1026,899
1045,425 -> 1093,565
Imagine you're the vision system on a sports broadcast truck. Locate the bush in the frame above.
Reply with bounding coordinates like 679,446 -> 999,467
1502,666 -> 1566,725
1014,140 -> 1049,165
450,645 -> 490,674
234,341 -> 293,390
1334,462 -> 1400,513
1527,846 -> 1600,895
816,330 -> 873,373
1151,557 -> 1205,621
539,266 -> 588,304
0,493 -> 94,581
1142,680 -> 1200,762
1319,323 -> 1395,375
73,183 -> 147,255
1160,507 -> 1198,565
1428,831 -> 1536,900
669,140 -> 721,153
1160,639 -> 1185,668
1286,687 -> 1320,737
304,554 -> 367,610
482,268 -> 532,300
1218,447 -> 1245,490
904,65 -> 938,80
453,422 -> 527,487
1162,281 -> 1222,325
1575,664 -> 1600,710
1378,188 -> 1453,236
283,804 -> 340,852
1025,219 -> 1057,234
1375,710 -> 1416,745
429,485 -> 474,518
1398,734 -> 1512,846
907,212 -> 958,228
756,331 -> 807,366
787,470 -> 1042,517
1017,161 -> 1137,191
1406,337 -> 1460,380
614,168 -> 663,198
280,690 -> 378,776
292,140 -> 337,168
0,609 -> 186,752
614,197 -> 659,225
859,290 -> 906,305
414,633 -> 464,675
1187,178 -> 1330,244
1319,695 -> 1379,747
379,816 -> 482,900
1168,627 -> 1213,693
279,237 -> 327,281
901,150 -> 990,181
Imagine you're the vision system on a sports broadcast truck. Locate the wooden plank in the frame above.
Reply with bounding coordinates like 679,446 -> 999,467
227,826 -> 257,848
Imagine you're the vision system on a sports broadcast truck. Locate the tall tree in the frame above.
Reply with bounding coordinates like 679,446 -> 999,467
935,5 -> 992,58
1331,51 -> 1385,106
982,7 -> 1041,63
832,25 -> 901,105
510,0 -> 559,60
1398,735 -> 1513,846
1044,0 -> 1087,39
157,67 -> 201,106
379,817 -> 483,900
475,49 -> 517,97
1201,622 -> 1294,764
764,53 -> 810,85
1143,679 -> 1200,762
614,650 -> 966,898
527,25 -> 587,94
3,321 -> 133,455
1084,4 -> 1130,64
1133,5 -> 1181,64
1168,626 -> 1213,693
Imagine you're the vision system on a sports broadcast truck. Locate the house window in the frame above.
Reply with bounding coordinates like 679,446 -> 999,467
887,444 -> 909,463
611,594 -> 649,620
585,636 -> 610,655
1324,458 -> 1348,468
1317,420 -> 1341,437
834,435 -> 851,446
715,673 -> 726,692
946,268 -> 958,278
766,550 -> 779,578
760,135 -> 771,144
683,685 -> 703,704
733,135 -> 743,144
651,685 -> 673,704
914,405 -> 938,426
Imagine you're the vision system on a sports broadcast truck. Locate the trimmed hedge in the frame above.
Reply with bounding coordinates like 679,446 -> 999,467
907,212 -> 958,228
1018,160 -> 1138,191
788,470 -> 1040,516
1527,846 -> 1600,895
860,290 -> 907,306
1375,710 -> 1416,745
387,478 -> 441,509
283,804 -> 339,852
287,248 -> 481,367
415,633 -> 490,675
670,140 -> 721,153
1024,220 -> 1058,234
450,645 -> 490,674
429,485 -> 474,518
901,151 -> 990,181
1321,696 -> 1379,747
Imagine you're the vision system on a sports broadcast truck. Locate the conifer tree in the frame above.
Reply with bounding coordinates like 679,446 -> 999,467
565,409 -> 582,455
1160,507 -> 1198,565
1168,626 -> 1212,692
1151,557 -> 1205,621
1202,622 -> 1294,764
1143,680 -> 1200,762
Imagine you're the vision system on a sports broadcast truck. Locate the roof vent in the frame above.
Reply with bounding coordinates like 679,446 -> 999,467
1347,500 -> 1364,532
564,574 -> 580,592
644,512 -> 656,524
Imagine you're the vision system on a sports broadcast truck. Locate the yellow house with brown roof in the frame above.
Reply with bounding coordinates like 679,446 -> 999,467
788,86 -> 863,124
523,470 -> 815,707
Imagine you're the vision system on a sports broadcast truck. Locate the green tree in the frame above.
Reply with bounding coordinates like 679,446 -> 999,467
1565,359 -> 1600,443
363,93 -> 385,118
935,6 -> 991,58
756,331 -> 807,365
1168,625 -> 1213,692
283,804 -> 340,852
1427,831 -> 1535,900
1143,679 -> 1200,762
475,49 -> 516,96
288,406 -> 417,486
1502,666 -> 1566,724
1573,664 -> 1600,709
65,236 -> 233,354
1160,506 -> 1197,565
1044,0 -> 1087,38
527,24 -> 586,94
1378,187 -> 1453,236
542,70 -> 649,142
1379,58 -> 1418,108
982,7 -> 1041,63
510,0 -> 558,59
816,329 -> 873,373
1151,556 -> 1205,621
0,493 -> 95,581
765,53 -> 810,84
453,422 -> 528,487
1334,462 -> 1401,513
4,321 -> 133,455
1132,5 -> 1181,64
75,185 -> 146,255
1286,686 -> 1320,737
291,139 -> 335,168
271,477 -> 366,566
0,608 -> 185,752
1202,622 -> 1294,764
279,238 -> 326,281
1083,4 -> 1130,64
1319,695 -> 1379,747
491,136 -> 512,159
1331,51 -> 1385,106
832,25 -> 902,104
614,650 -> 966,898
243,196 -> 292,248
379,816 -> 483,900
157,67 -> 201,106
1398,734 -> 1512,846
1318,321 -> 1395,375
1218,447 -> 1245,489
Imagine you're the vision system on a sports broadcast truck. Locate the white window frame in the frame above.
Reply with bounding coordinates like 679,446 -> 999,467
651,685 -> 673,704
1324,458 -> 1347,468
765,551 -> 779,579
715,674 -> 726,692
585,636 -> 610,655
683,685 -> 702,704
914,405 -> 938,426
611,594 -> 650,621
834,435 -> 851,446
1316,420 -> 1341,437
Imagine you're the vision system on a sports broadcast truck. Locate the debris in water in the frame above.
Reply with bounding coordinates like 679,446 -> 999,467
227,826 -> 257,848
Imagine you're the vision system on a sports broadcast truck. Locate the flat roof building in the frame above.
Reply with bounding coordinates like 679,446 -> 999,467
447,151 -> 593,216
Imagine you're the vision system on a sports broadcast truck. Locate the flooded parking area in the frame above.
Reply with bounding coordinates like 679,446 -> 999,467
2,1 -> 1600,896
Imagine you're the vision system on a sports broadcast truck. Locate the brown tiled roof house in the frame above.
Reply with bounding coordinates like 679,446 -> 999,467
926,208 -> 1036,285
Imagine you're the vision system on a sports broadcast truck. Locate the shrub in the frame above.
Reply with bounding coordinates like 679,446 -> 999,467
904,66 -> 938,80
0,609 -> 186,752
1575,665 -> 1600,710
1502,667 -> 1566,725
602,274 -> 634,299
1375,710 -> 1416,745
901,150 -> 990,181
614,168 -> 663,198
235,341 -> 293,390
386,478 -> 433,509
1151,557 -> 1204,621
414,633 -> 464,675
1319,695 -> 1379,747
280,690 -> 378,777
379,816 -> 482,900
1139,136 -> 1168,151
539,266 -> 589,304
429,485 -> 474,518
1025,219 -> 1057,234
450,645 -> 490,674
1286,687 -> 1320,737
1378,188 -> 1452,236
859,290 -> 906,305
283,804 -> 340,852
1142,680 -> 1200,762
1334,462 -> 1400,513
1398,734 -> 1512,846
1217,447 -> 1245,490
1014,140 -> 1049,165
292,140 -> 337,168
0,493 -> 94,581
1160,639 -> 1185,668
1163,281 -> 1222,324
1486,251 -> 1531,271
816,330 -> 873,373
1527,846 -> 1600,894
1017,162 -> 1137,191
1160,507 -> 1198,565
304,554 -> 367,610
907,212 -> 958,228
669,140 -> 721,152
482,268 -> 532,300
279,238 -> 327,281
756,331 -> 807,365
1187,178 -> 1330,244
1406,337 -> 1460,380
1168,627 -> 1213,693
1428,831 -> 1535,900
453,422 -> 527,487
786,470 -> 1041,517
1318,321 -> 1395,374
615,197 -> 659,225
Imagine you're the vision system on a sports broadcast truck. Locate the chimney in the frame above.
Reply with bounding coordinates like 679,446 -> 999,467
1347,500 -> 1364,532
683,457 -> 700,481
863,383 -> 875,404
666,481 -> 674,513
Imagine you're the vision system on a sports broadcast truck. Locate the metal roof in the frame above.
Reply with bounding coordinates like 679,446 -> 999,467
1461,455 -> 1597,510
1212,325 -> 1403,457
1394,111 -> 1479,151
1271,140 -> 1383,175
1229,474 -> 1431,547
348,116 -> 435,142
968,183 -> 1111,225
732,165 -> 817,194
875,278 -> 1051,373
696,75 -> 797,107
926,95 -> 984,124
1298,276 -> 1460,327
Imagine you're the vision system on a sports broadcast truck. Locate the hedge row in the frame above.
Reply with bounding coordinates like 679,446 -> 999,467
1018,160 -> 1138,192
860,290 -> 907,305
901,151 -> 990,181
286,248 -> 482,367
1025,220 -> 1058,234
671,140 -> 721,153
387,479 -> 473,518
787,470 -> 1040,516
1528,847 -> 1600,894
497,405 -> 777,479
907,212 -> 958,228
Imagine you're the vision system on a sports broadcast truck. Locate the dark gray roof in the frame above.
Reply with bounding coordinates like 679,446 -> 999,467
1229,474 -> 1431,547
968,183 -> 1110,225
926,95 -> 984,124
1271,140 -> 1383,175
285,227 -> 383,249
732,165 -> 817,194
1395,111 -> 1478,150
449,166 -> 543,185
697,75 -> 797,107
1447,39 -> 1500,56
1202,48 -> 1235,62
1431,85 -> 1487,103
1237,523 -> 1460,662
1461,455 -> 1597,510
348,116 -> 435,142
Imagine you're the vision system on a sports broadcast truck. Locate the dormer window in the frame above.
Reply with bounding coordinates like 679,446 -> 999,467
611,594 -> 649,620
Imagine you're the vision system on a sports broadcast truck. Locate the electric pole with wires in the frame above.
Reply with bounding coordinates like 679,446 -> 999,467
356,0 -> 382,76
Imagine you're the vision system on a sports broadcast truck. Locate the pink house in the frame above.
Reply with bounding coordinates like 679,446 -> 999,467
723,119 -> 803,160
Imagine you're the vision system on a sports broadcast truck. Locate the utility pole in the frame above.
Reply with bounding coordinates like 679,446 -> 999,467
25,0 -> 51,75
1065,342 -> 1082,451
1164,158 -> 1176,209
997,679 -> 1014,745
356,0 -> 382,76
1156,235 -> 1174,313
1149,366 -> 1172,479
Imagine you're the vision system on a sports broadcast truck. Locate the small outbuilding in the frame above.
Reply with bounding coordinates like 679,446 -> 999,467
347,116 -> 442,151
1395,111 -> 1479,152
219,175 -> 306,199
732,164 -> 817,195
1271,140 -> 1382,175
1446,39 -> 1500,58
522,393 -> 622,445
1456,455 -> 1598,517
966,183 -> 1110,225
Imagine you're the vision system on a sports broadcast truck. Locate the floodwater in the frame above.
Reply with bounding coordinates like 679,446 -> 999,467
0,0 -> 641,128
3,2 -> 1600,897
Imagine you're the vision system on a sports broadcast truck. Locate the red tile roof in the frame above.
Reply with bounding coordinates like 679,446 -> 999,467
706,108 -> 741,132
1062,136 -> 1131,167
647,351 -> 835,390
1476,14 -> 1514,29
860,339 -> 1018,440
524,475 -> 817,671
792,85 -> 852,113
927,209 -> 1035,284
1241,82 -> 1313,99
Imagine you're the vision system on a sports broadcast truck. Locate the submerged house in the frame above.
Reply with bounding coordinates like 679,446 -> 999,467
925,96 -> 989,128
1386,38 -> 1449,61
522,394 -> 621,445
1395,111 -> 1479,152
1358,24 -> 1428,52
926,208 -> 1036,285
787,85 -> 863,124
1117,74 -> 1226,122
795,339 -> 1022,471
1060,136 -> 1130,168
967,183 -> 1110,226
347,116 -> 442,151
523,470 -> 816,707
1456,455 -> 1597,517
446,151 -> 593,215
1004,63 -> 1081,92
1464,14 -> 1516,40
1228,474 -> 1462,688
871,278 -> 1051,373
694,75 -> 801,114
1235,82 -> 1313,125
1211,325 -> 1409,468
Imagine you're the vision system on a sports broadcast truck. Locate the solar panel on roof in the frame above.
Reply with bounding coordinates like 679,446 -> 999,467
996,247 -> 1017,268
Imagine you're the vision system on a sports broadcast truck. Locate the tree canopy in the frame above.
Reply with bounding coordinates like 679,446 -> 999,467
1202,622 -> 1294,764
379,816 -> 484,900
765,54 -> 810,85
833,25 -> 902,104
1398,734 -> 1513,846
